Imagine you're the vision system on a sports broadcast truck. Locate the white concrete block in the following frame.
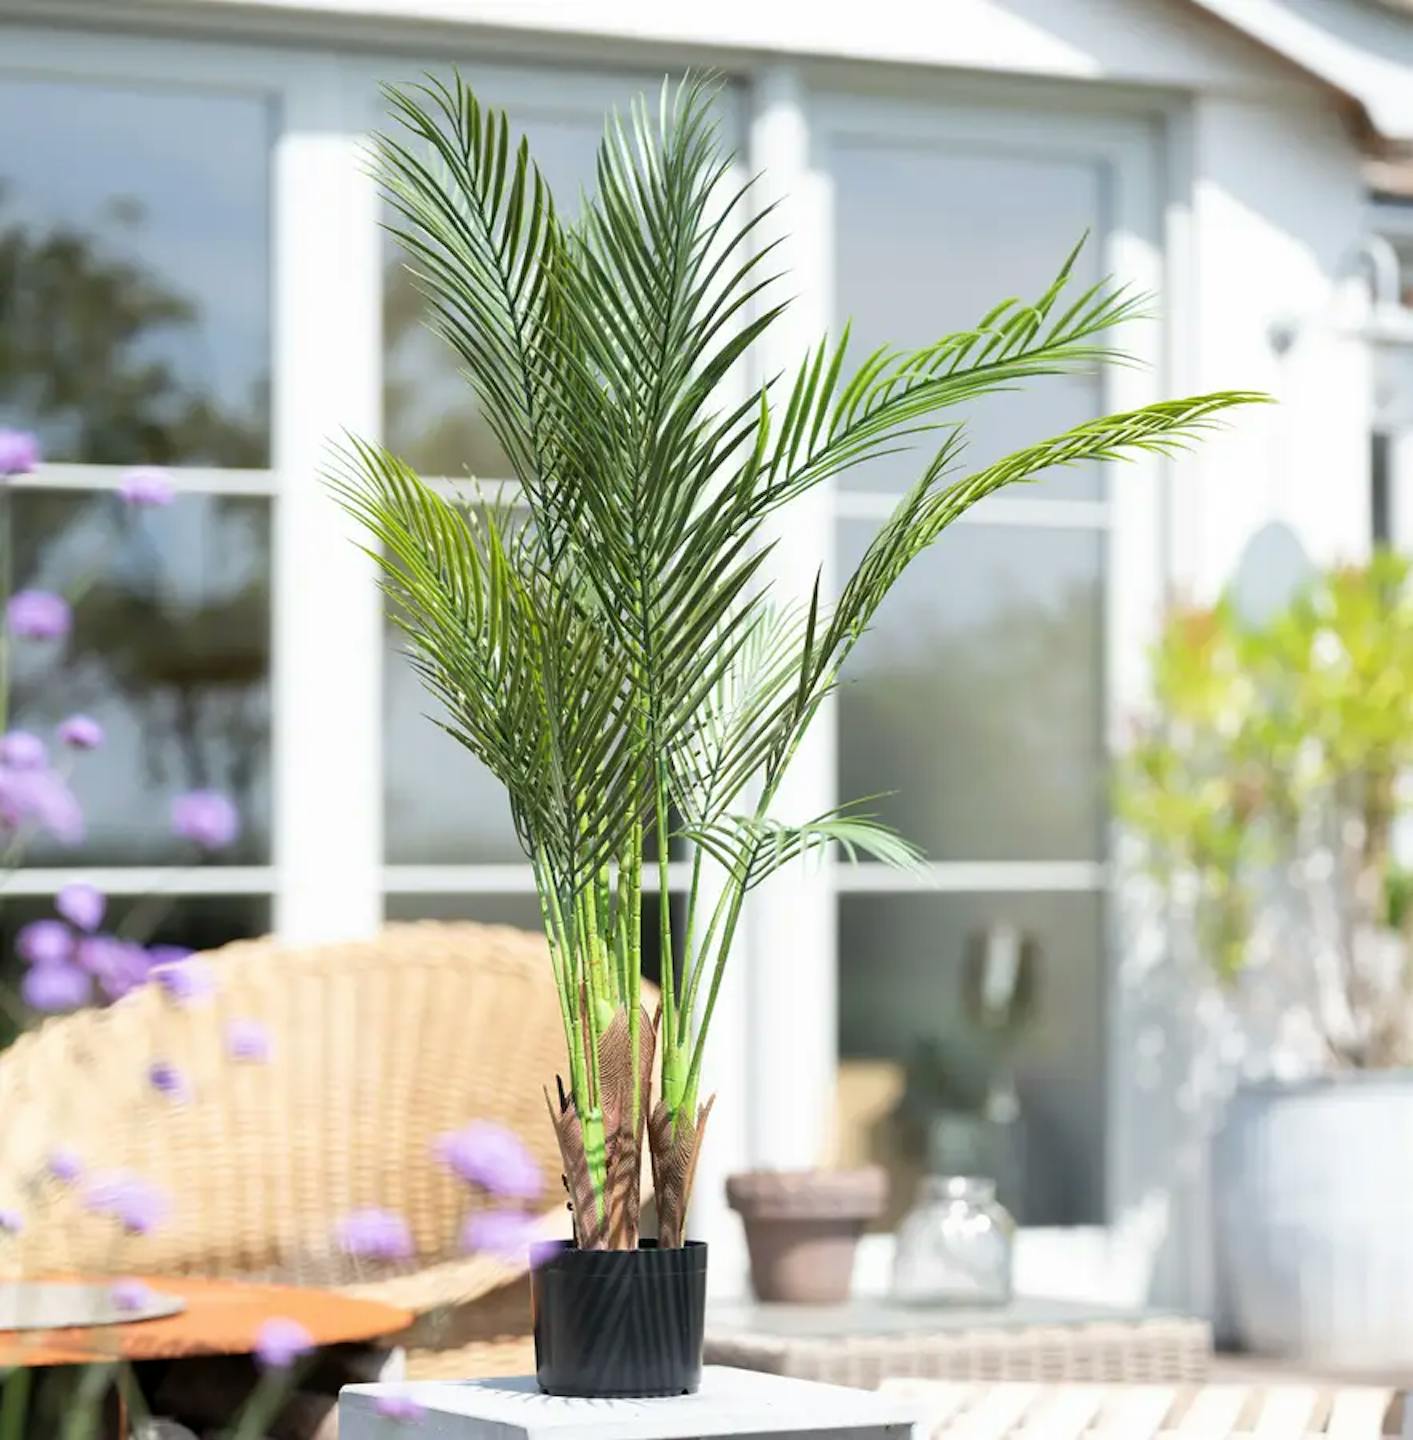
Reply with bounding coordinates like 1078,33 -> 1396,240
341,1365 -> 921,1439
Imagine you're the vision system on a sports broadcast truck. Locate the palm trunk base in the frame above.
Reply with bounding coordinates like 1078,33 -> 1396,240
648,1094 -> 715,1249
547,1004 -> 655,1249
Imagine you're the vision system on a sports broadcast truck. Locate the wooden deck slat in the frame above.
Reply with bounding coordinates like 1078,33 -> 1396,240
1327,1388 -> 1394,1440
879,1379 -> 980,1433
950,1382 -> 1046,1440
1178,1385 -> 1253,1435
1092,1385 -> 1179,1440
1253,1386 -> 1325,1440
1016,1384 -> 1108,1440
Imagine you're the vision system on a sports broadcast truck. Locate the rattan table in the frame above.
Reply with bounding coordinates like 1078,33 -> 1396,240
704,1296 -> 1212,1389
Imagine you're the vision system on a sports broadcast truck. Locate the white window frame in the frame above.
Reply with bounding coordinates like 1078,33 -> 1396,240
0,24 -> 1170,1249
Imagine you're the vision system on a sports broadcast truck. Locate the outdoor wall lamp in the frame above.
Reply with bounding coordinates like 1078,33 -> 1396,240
1270,234 -> 1413,430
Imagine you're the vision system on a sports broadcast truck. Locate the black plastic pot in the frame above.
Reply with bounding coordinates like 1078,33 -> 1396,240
530,1239 -> 708,1397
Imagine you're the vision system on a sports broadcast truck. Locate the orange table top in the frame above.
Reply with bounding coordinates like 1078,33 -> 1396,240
0,1276 -> 413,1367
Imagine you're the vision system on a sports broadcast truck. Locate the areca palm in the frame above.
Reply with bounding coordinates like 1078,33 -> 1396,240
332,72 -> 1263,1250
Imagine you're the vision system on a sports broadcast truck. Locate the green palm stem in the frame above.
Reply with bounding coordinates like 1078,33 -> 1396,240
680,748 -> 798,1111
677,844 -> 705,1041
534,852 -> 590,1113
678,857 -> 736,1047
681,846 -> 754,1116
654,757 -> 683,1113
613,845 -> 633,1000
626,819 -> 644,1132
578,884 -> 614,1036
593,862 -> 619,1006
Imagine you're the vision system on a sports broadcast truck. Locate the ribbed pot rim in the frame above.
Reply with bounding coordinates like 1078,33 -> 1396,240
530,1238 -> 708,1276
725,1167 -> 887,1220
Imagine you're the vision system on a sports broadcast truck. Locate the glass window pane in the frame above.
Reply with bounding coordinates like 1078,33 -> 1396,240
832,137 -> 1105,498
0,893 -> 271,1043
384,619 -> 523,864
382,891 -> 683,987
837,891 -> 1104,1226
0,75 -> 271,465
9,490 -> 271,865
384,111 -> 611,480
837,520 -> 1104,862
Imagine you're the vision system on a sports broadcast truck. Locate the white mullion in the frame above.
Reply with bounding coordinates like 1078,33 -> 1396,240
271,59 -> 383,942
833,491 -> 1111,528
380,862 -> 696,894
3,867 -> 274,896
742,64 -> 838,1185
15,465 -> 278,497
833,861 -> 1107,894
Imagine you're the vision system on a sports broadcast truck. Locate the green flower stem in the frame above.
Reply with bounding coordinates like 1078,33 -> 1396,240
59,1363 -> 116,1440
0,1369 -> 32,1440
228,1362 -> 306,1440
0,483 -> 11,731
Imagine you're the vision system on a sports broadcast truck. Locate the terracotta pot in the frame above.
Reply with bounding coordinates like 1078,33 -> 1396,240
725,1168 -> 887,1304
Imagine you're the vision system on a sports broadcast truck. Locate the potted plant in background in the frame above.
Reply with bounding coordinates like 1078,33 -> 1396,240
1120,553 -> 1413,1368
334,71 -> 1259,1396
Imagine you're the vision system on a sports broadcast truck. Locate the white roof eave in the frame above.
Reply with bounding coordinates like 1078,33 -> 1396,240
1186,0 -> 1413,144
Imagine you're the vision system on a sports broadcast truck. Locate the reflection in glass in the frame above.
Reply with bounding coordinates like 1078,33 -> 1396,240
833,139 -> 1104,498
837,891 -> 1104,1225
0,76 -> 270,464
384,619 -> 523,864
382,892 -> 684,988
8,491 -> 271,865
837,521 -> 1104,862
383,111 -> 613,479
0,893 -> 270,1042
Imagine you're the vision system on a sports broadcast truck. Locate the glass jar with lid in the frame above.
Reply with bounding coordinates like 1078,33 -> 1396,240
891,1175 -> 1015,1306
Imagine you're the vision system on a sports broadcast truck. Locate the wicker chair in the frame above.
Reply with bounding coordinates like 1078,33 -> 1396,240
0,921 -> 575,1374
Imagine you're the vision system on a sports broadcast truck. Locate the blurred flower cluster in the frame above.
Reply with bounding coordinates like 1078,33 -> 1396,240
0,429 -> 242,1020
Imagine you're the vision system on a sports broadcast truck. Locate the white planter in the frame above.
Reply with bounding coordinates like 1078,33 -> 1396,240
1214,1073 -> 1413,1369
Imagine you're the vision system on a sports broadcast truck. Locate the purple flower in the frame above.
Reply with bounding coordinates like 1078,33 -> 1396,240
17,919 -> 73,967
78,936 -> 151,1001
57,715 -> 104,751
254,1317 -> 313,1371
336,1208 -> 415,1263
147,1061 -> 191,1103
434,1121 -> 542,1200
374,1395 -> 427,1424
0,767 -> 84,845
85,1172 -> 169,1235
46,1147 -> 82,1184
0,732 -> 45,770
21,961 -> 90,1012
109,1278 -> 156,1313
151,955 -> 213,1004
117,467 -> 175,508
0,1209 -> 24,1235
6,590 -> 70,641
0,430 -> 39,476
171,790 -> 239,851
226,1018 -> 271,1062
460,1208 -> 537,1264
56,883 -> 104,933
